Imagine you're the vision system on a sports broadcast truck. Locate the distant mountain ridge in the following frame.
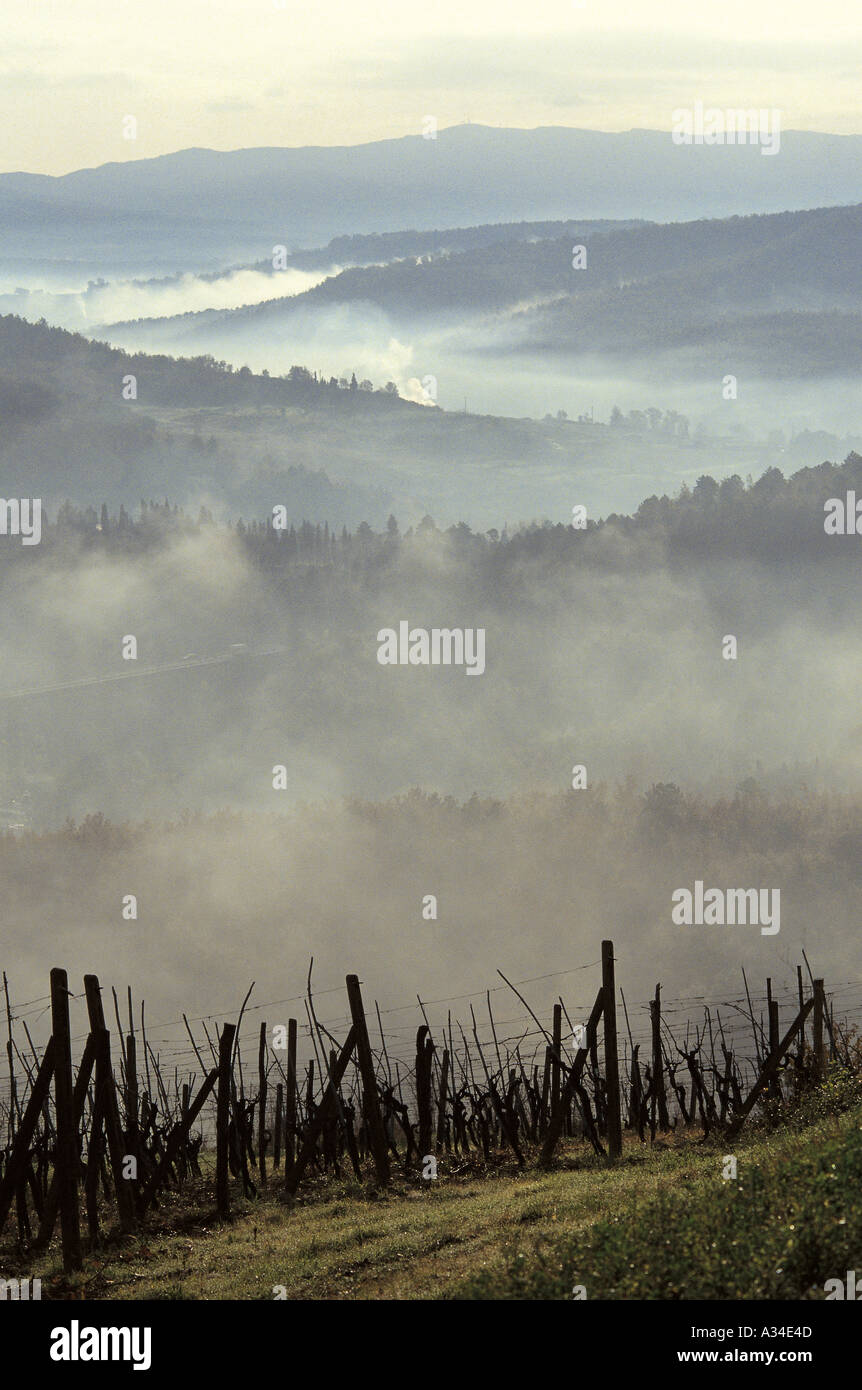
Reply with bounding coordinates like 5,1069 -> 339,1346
3,126 -> 862,272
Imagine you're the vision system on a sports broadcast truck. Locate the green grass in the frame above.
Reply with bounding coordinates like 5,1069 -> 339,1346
9,1098 -> 862,1300
457,1107 -> 862,1299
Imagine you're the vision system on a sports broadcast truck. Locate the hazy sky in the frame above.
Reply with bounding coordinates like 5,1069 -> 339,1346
3,0 -> 862,173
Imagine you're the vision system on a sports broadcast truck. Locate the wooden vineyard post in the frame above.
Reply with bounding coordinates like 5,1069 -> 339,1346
258,1021 -> 268,1187
283,1019 -> 297,1190
273,1083 -> 283,1170
601,941 -> 622,1159
126,1032 -> 139,1166
651,984 -> 670,1133
50,968 -> 83,1271
766,979 -> 776,1047
83,975 -> 136,1233
768,994 -> 780,1100
718,1047 -> 733,1124
415,1026 -> 434,1159
540,1048 -> 551,1132
436,1047 -> 450,1150
813,980 -> 827,1078
180,1083 -> 190,1182
589,1011 -> 604,1132
629,1045 -> 645,1141
34,1034 -> 95,1249
85,1049 -> 105,1242
551,1004 -> 562,1123
216,1022 -> 236,1217
346,975 -> 390,1186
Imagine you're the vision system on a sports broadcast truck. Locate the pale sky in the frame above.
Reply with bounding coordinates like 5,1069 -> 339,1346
3,0 -> 862,174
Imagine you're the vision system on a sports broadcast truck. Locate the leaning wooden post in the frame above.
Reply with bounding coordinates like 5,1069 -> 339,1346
216,1022 -> 236,1217
346,975 -> 390,1186
601,941 -> 622,1159
83,975 -> 135,1233
257,1021 -> 268,1187
283,1019 -> 297,1189
727,998 -> 814,1139
50,968 -> 83,1271
33,1035 -> 95,1249
813,980 -> 827,1078
0,1038 -> 55,1232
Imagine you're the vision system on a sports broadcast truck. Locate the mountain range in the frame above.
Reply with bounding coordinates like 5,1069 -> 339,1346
3,126 -> 862,273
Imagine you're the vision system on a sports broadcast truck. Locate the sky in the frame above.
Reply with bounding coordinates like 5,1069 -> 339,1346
2,0 -> 862,173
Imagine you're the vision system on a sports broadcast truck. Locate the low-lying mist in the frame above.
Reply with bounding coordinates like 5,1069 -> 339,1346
2,785 -> 859,1079
97,298 -> 862,446
1,466 -> 859,1052
1,511 -> 860,830
0,267 -> 335,335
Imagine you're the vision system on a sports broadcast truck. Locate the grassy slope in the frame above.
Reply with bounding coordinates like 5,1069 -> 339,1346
461,1106 -> 862,1300
19,1104 -> 861,1301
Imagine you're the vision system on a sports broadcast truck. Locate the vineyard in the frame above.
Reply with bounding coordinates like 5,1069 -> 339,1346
1,937 -> 855,1296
